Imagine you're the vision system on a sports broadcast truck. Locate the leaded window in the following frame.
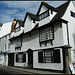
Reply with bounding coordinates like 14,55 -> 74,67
38,49 -> 60,63
39,10 -> 49,20
39,26 -> 53,42
16,53 -> 26,63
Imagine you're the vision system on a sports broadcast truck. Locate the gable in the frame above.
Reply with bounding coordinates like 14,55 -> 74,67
24,15 -> 33,33
37,1 -> 57,15
39,5 -> 48,15
15,22 -> 20,28
62,1 -> 75,20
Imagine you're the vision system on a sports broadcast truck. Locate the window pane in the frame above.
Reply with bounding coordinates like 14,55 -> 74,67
18,58 -> 23,63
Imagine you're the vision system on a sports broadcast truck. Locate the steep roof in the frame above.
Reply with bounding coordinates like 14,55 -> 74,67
50,1 -> 70,23
16,19 -> 24,27
23,12 -> 39,24
0,22 -> 12,38
36,1 -> 57,15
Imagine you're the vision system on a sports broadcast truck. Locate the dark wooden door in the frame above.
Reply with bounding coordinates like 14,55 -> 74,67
8,53 -> 14,66
27,49 -> 33,68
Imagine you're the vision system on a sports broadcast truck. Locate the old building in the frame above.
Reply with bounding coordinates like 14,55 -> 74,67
0,1 -> 75,74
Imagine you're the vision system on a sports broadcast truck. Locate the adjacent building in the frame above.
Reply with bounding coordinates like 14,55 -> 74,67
0,22 -> 12,66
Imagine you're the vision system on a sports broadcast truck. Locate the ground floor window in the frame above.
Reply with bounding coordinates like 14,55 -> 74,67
38,49 -> 61,63
16,53 -> 26,63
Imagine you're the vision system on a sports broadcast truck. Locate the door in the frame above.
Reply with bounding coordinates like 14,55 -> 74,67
27,49 -> 33,68
8,53 -> 14,66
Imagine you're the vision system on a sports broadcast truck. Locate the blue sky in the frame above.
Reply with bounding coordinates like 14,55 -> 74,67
0,1 -> 75,24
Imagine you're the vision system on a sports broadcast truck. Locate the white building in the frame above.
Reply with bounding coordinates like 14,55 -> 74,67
0,22 -> 12,66
0,1 -> 75,73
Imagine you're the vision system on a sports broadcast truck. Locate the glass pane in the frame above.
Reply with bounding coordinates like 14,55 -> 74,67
18,58 -> 23,63
18,54 -> 23,58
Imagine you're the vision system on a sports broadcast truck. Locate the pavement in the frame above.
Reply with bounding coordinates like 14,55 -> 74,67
0,64 -> 65,74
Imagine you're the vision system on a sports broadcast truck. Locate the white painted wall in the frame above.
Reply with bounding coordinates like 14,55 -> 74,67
33,48 -> 63,70
62,1 -> 75,61
24,15 -> 33,33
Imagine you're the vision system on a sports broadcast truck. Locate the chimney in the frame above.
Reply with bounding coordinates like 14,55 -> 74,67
43,1 -> 48,5
13,17 -> 16,21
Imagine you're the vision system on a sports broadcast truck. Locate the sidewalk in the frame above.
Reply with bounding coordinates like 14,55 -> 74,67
0,65 -> 65,74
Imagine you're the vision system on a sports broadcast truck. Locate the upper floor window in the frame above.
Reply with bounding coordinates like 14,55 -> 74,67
39,26 -> 53,42
15,26 -> 20,32
15,37 -> 22,51
71,11 -> 75,18
39,10 -> 49,20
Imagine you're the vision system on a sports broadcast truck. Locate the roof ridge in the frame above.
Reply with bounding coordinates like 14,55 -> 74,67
56,1 -> 70,9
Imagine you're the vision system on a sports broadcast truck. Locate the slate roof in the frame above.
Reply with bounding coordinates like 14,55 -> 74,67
50,1 -> 70,23
16,19 -> 24,27
37,1 -> 57,15
27,12 -> 39,21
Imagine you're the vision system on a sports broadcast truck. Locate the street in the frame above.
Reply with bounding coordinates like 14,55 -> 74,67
0,66 -> 35,74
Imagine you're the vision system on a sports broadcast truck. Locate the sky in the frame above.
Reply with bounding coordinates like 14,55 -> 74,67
0,1 -> 75,24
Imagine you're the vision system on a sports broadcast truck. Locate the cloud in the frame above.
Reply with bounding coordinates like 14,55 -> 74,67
0,1 -> 75,24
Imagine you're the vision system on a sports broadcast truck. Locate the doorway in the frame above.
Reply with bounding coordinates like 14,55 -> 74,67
27,49 -> 33,68
8,53 -> 14,66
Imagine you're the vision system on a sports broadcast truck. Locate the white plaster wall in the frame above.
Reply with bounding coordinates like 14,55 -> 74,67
33,48 -> 63,70
10,40 -> 15,52
22,22 -> 64,51
62,23 -> 68,45
24,15 -> 33,33
62,1 -> 75,61
39,5 -> 48,15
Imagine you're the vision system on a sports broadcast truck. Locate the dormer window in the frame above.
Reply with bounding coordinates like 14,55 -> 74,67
39,10 -> 49,21
15,26 -> 20,32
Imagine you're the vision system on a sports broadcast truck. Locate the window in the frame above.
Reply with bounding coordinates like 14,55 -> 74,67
15,47 -> 21,51
15,26 -> 20,32
33,20 -> 35,23
15,37 -> 22,48
16,53 -> 26,63
4,44 -> 6,51
71,11 -> 75,18
8,44 -> 10,50
39,26 -> 53,42
38,49 -> 60,63
39,10 -> 49,20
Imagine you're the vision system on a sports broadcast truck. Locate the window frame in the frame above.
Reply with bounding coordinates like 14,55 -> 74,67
39,25 -> 54,43
16,53 -> 26,63
38,49 -> 61,63
71,11 -> 75,18
39,10 -> 49,21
